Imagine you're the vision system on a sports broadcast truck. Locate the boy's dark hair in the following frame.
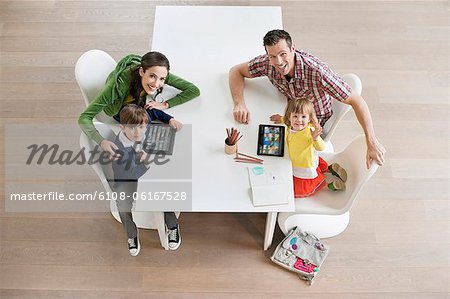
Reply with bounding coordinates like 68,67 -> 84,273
263,29 -> 293,49
130,51 -> 170,107
119,104 -> 149,125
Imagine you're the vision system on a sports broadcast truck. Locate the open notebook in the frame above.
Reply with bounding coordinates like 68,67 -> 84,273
248,165 -> 290,207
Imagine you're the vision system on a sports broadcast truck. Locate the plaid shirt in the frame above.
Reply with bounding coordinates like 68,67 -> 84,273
248,50 -> 352,126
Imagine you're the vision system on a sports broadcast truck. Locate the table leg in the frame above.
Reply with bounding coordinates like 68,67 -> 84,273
156,212 -> 169,250
264,212 -> 278,250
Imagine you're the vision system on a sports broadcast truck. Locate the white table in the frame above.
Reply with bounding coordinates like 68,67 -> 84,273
136,6 -> 295,250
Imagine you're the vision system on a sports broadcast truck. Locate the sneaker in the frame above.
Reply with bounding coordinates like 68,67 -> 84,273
127,232 -> 140,256
167,225 -> 181,250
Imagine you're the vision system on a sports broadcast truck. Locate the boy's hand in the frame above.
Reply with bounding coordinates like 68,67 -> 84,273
144,101 -> 169,110
100,139 -> 120,160
270,114 -> 282,124
169,118 -> 183,131
138,150 -> 151,168
310,120 -> 323,140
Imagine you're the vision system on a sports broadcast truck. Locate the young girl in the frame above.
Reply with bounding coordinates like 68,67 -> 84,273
271,98 -> 348,198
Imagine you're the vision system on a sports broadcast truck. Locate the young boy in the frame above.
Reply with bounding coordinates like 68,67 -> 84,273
112,104 -> 181,256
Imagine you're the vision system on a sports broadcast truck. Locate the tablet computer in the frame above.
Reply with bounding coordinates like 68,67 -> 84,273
257,124 -> 285,157
143,123 -> 176,155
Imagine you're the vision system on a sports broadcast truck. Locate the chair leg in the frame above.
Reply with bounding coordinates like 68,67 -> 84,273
110,200 -> 122,223
264,212 -> 278,250
155,211 -> 169,250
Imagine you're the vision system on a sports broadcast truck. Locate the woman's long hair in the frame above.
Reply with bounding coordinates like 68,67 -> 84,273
129,51 -> 170,107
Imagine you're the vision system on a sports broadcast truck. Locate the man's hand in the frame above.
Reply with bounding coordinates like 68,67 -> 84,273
366,138 -> 386,168
229,62 -> 253,124
344,90 -> 386,169
100,139 -> 120,160
169,118 -> 183,131
270,114 -> 282,124
233,103 -> 249,124
144,101 -> 169,110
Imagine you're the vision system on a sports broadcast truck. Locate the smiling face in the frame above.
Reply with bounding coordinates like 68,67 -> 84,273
121,123 -> 147,143
139,65 -> 168,95
265,39 -> 295,77
289,112 -> 311,131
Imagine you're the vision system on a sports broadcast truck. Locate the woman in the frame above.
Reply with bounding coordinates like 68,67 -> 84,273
78,51 -> 200,157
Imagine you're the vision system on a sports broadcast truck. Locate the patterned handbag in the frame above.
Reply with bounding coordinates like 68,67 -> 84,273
270,226 -> 330,285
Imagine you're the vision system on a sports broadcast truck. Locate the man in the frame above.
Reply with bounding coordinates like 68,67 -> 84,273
228,29 -> 385,168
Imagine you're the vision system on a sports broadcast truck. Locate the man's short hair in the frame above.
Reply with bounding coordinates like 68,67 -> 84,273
263,29 -> 292,49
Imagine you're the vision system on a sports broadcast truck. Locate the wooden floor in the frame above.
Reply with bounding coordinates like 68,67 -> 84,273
1,1 -> 449,298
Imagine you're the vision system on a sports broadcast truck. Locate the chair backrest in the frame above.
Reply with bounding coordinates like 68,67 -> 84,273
332,135 -> 379,213
75,49 -> 117,123
321,73 -> 362,143
79,122 -> 116,192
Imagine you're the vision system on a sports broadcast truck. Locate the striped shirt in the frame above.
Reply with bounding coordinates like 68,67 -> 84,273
248,50 -> 352,126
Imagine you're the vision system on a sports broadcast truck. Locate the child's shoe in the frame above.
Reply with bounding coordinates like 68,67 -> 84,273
328,179 -> 346,191
168,225 -> 181,250
328,163 -> 347,182
127,232 -> 140,256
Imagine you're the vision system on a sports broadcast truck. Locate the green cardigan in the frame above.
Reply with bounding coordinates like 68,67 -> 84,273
78,54 -> 200,144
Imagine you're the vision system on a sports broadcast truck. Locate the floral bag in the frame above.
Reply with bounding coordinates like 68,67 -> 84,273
270,227 -> 330,285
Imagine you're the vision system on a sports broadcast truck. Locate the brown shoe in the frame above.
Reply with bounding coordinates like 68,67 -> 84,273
328,179 -> 346,191
328,163 -> 347,182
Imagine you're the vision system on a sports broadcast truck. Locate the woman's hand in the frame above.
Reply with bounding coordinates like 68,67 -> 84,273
100,139 -> 120,160
169,118 -> 183,131
310,120 -> 323,140
144,101 -> 169,110
270,114 -> 282,124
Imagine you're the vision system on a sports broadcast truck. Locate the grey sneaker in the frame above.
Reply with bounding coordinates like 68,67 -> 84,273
168,225 -> 181,250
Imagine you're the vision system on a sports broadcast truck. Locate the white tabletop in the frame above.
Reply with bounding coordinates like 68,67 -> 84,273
137,6 -> 295,212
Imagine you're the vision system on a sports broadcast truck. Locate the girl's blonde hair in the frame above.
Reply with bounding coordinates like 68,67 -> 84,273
284,98 -> 318,128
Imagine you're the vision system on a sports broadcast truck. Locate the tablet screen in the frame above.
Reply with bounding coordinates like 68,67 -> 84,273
257,124 -> 285,157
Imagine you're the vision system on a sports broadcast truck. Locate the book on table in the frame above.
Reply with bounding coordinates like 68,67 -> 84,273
247,164 -> 290,207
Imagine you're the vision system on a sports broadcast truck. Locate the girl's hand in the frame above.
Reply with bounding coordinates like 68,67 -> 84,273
100,139 -> 120,160
144,101 -> 169,110
270,114 -> 282,124
169,118 -> 183,131
310,120 -> 323,140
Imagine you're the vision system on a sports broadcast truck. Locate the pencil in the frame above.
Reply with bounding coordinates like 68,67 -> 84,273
237,152 -> 263,162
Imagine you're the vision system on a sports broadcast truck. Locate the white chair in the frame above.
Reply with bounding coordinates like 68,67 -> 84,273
277,135 -> 379,239
321,73 -> 362,151
75,49 -> 118,124
79,124 -> 171,250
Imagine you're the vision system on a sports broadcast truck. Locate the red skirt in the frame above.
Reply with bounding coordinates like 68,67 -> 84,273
293,157 -> 328,198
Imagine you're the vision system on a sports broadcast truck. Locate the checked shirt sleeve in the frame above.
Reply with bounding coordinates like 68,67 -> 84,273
248,55 -> 270,78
